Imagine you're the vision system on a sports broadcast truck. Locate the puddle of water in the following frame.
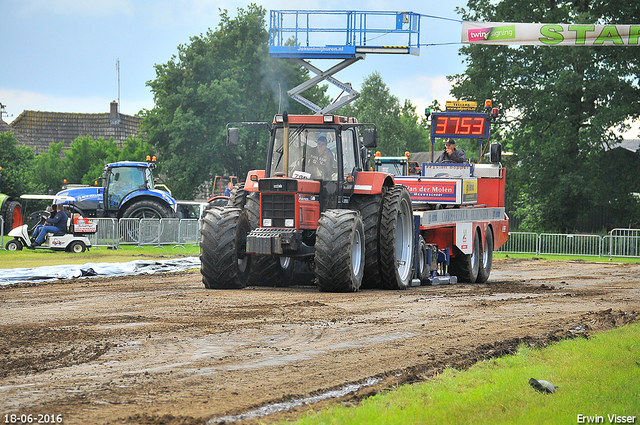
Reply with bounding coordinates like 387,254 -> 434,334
207,378 -> 380,424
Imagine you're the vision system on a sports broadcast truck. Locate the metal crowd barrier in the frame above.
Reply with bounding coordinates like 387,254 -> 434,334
0,216 -> 204,250
605,228 -> 640,258
497,231 -> 538,254
538,233 -> 602,257
497,230 -> 640,258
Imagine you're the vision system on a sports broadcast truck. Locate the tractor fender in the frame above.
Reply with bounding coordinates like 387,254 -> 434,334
352,171 -> 394,195
242,170 -> 266,192
120,189 -> 177,211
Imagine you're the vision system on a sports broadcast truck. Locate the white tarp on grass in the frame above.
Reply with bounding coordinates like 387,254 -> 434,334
0,256 -> 201,285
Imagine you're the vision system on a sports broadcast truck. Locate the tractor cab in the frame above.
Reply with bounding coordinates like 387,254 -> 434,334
229,113 -> 377,218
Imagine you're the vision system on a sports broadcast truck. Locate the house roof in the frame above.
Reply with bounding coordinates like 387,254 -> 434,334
0,118 -> 32,146
8,102 -> 142,154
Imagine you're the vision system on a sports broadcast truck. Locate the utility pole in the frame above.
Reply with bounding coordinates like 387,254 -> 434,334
116,59 -> 121,112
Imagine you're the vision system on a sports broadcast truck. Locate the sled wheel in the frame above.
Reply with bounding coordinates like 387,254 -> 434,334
477,228 -> 493,283
450,228 -> 481,283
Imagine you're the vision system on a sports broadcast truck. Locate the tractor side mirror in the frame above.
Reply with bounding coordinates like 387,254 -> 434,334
227,128 -> 239,146
490,143 -> 502,163
363,128 -> 377,148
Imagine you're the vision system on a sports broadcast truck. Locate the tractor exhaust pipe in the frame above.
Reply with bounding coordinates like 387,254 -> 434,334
282,111 -> 289,177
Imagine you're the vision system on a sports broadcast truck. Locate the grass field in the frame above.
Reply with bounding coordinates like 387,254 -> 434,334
289,322 -> 640,425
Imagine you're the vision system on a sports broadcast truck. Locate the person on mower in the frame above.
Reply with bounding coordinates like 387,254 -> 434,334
435,139 -> 467,163
31,204 -> 69,247
307,135 -> 336,180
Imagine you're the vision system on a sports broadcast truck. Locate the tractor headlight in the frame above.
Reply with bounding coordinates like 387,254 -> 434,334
263,218 -> 272,227
284,219 -> 294,227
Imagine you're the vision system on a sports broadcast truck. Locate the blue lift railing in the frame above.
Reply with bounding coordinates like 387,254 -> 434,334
269,10 -> 421,59
269,10 -> 421,113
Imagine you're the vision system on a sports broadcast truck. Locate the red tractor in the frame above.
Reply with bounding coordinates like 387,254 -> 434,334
200,112 -> 415,292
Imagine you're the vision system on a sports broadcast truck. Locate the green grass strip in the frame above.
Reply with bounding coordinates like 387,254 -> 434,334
291,322 -> 640,425
0,244 -> 201,269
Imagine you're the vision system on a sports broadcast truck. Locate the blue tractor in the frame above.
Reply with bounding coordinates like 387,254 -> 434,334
56,161 -> 177,219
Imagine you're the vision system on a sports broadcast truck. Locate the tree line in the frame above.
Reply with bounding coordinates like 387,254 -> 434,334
2,1 -> 639,233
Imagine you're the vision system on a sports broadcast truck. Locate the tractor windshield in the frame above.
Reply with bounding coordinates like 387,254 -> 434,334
270,127 -> 338,181
375,161 -> 407,176
107,166 -> 148,208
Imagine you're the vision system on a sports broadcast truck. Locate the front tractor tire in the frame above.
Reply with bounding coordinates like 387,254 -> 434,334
379,185 -> 415,290
200,207 -> 251,289
315,210 -> 365,292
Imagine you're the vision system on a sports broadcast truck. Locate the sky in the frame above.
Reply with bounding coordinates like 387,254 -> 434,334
1,0 -> 470,122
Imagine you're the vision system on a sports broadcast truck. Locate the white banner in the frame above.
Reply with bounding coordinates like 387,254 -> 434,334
462,21 -> 640,46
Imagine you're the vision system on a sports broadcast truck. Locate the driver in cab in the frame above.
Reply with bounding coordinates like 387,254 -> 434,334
307,135 -> 335,180
435,139 -> 467,163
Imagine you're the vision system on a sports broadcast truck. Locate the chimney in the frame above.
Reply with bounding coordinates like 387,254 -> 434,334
110,101 -> 120,125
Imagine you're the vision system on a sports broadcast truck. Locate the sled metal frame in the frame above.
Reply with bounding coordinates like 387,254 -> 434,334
269,10 -> 421,114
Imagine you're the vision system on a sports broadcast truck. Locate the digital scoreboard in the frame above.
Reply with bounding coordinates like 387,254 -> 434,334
430,113 -> 490,139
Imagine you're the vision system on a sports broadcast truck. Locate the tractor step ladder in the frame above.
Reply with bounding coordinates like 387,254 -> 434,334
269,10 -> 421,114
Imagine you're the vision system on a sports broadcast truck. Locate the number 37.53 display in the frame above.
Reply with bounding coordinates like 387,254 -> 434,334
431,113 -> 490,139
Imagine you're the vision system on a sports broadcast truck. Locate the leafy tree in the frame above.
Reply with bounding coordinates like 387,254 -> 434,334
32,141 -> 66,194
0,132 -> 36,198
142,4 -> 329,199
63,135 -> 119,186
118,135 -> 153,163
341,72 -> 429,159
451,0 -> 640,232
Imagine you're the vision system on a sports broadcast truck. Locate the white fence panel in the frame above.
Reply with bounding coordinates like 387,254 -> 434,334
605,228 -> 640,258
178,219 -> 200,246
497,232 -> 538,254
87,218 -> 119,248
539,233 -> 602,256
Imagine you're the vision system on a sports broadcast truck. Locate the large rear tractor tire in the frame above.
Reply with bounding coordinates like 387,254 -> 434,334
200,207 -> 252,289
349,193 -> 384,289
227,183 -> 247,208
315,210 -> 365,292
477,228 -> 493,283
2,200 -> 23,234
122,199 -> 175,219
450,229 -> 481,283
379,186 -> 415,290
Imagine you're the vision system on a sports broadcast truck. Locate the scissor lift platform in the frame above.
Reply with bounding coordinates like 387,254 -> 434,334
269,10 -> 421,113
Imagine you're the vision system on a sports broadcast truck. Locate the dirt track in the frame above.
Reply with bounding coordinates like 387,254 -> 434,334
1,258 -> 639,425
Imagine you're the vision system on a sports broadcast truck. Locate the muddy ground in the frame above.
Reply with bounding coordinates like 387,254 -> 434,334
1,258 -> 639,425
